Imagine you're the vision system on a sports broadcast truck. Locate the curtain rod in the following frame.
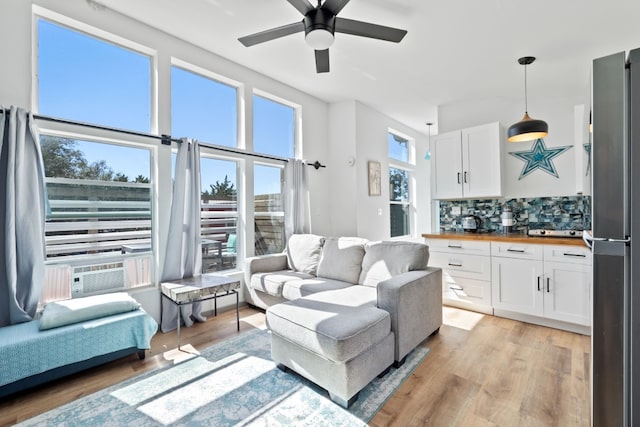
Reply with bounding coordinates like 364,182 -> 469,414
2,108 -> 288,163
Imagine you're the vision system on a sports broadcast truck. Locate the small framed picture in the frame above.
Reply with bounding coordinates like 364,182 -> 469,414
368,161 -> 381,196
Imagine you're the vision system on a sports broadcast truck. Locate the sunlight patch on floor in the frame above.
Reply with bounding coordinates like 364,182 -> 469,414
443,306 -> 485,331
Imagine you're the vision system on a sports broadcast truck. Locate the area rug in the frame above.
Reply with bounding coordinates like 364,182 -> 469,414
19,328 -> 429,426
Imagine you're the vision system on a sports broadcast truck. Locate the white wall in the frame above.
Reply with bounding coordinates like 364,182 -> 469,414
438,94 -> 588,199
327,101 -> 431,240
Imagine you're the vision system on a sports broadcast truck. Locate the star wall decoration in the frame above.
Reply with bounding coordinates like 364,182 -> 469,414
584,142 -> 592,176
509,138 -> 572,180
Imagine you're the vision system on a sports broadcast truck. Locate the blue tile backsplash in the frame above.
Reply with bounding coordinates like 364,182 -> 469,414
438,196 -> 591,233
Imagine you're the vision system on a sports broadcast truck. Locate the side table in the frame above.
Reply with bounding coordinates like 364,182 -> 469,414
161,274 -> 240,350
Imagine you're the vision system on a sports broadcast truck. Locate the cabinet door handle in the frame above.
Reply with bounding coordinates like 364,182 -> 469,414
447,244 -> 462,249
448,262 -> 463,267
546,277 -> 550,293
457,172 -> 461,184
563,252 -> 586,257
449,285 -> 463,291
507,248 -> 526,253
537,276 -> 541,291
464,171 -> 468,183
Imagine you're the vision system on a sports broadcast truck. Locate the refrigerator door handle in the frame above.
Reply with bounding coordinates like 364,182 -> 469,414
606,237 -> 631,244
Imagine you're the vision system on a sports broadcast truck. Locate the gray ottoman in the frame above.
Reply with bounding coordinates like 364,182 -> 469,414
266,287 -> 395,408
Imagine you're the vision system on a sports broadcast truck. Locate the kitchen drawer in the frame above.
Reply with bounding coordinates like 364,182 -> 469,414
491,241 -> 543,260
429,251 -> 491,282
425,238 -> 491,256
544,244 -> 593,265
443,275 -> 492,307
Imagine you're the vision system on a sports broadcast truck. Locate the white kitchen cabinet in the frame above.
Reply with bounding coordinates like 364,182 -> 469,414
491,242 -> 592,329
542,245 -> 592,326
491,244 -> 544,316
431,122 -> 503,199
425,238 -> 492,314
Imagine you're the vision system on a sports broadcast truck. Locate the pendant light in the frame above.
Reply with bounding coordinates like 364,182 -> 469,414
424,122 -> 433,160
507,56 -> 549,142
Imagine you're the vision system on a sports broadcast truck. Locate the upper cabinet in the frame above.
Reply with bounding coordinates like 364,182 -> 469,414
431,122 -> 503,199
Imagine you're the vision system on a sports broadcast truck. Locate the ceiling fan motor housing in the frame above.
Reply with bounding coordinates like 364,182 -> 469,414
304,8 -> 336,36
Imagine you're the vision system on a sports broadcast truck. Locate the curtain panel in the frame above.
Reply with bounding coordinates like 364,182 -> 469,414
0,106 -> 47,327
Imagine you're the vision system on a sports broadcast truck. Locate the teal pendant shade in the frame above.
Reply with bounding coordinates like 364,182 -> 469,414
508,56 -> 548,142
424,122 -> 433,160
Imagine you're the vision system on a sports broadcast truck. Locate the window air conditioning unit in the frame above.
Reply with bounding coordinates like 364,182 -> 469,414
71,262 -> 126,297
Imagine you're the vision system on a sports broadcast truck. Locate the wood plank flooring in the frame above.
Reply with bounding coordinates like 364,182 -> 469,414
0,306 -> 590,426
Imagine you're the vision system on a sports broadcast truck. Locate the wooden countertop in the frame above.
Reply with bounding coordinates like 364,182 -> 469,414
422,231 -> 588,247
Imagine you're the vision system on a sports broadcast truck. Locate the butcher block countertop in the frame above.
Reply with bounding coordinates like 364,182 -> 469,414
422,231 -> 588,247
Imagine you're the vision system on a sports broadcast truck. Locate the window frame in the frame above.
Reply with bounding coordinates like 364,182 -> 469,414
32,6 -> 158,133
170,58 -> 244,148
252,88 -> 301,158
388,129 -> 415,238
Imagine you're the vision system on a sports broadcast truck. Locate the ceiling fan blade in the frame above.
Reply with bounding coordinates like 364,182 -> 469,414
238,21 -> 305,47
315,49 -> 330,73
286,0 -> 315,15
321,0 -> 351,15
335,17 -> 407,43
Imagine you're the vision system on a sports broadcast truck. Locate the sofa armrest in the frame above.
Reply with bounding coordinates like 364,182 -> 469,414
244,253 -> 288,285
376,267 -> 442,362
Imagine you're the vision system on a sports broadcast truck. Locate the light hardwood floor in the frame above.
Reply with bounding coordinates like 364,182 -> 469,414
0,305 -> 590,426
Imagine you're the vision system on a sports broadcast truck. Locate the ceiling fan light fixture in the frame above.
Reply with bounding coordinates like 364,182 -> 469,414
508,56 -> 549,142
305,29 -> 335,50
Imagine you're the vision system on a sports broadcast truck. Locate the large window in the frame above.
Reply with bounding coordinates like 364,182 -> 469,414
254,164 -> 285,255
200,156 -> 239,272
388,131 -> 413,237
40,134 -> 153,302
253,94 -> 295,158
171,65 -> 238,146
37,18 -> 152,132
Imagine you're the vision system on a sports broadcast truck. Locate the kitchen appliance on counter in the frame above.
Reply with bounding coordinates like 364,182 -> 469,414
500,205 -> 516,233
461,215 -> 481,231
527,229 -> 583,238
590,49 -> 639,426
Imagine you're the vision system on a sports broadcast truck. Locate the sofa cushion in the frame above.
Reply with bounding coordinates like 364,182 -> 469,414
266,286 -> 386,362
39,292 -> 141,331
286,234 -> 325,275
358,241 -> 429,288
282,277 -> 354,300
316,236 -> 368,284
250,270 -> 314,298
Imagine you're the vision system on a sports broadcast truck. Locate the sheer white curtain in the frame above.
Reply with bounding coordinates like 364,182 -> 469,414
160,139 -> 205,332
284,159 -> 311,239
0,106 -> 47,327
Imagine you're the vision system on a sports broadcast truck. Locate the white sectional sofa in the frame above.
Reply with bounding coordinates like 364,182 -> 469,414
244,234 -> 442,407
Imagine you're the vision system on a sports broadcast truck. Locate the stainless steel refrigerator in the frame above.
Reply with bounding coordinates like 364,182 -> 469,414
591,49 -> 640,426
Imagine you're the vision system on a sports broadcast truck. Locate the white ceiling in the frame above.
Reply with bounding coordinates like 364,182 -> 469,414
98,0 -> 640,134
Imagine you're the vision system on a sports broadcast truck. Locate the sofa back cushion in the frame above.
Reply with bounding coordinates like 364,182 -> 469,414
286,234 -> 325,275
316,236 -> 368,284
358,241 -> 430,287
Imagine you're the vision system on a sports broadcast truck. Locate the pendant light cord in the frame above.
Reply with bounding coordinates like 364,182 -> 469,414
523,63 -> 528,114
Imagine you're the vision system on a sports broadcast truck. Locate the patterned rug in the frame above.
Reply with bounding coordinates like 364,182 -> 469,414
19,328 -> 429,426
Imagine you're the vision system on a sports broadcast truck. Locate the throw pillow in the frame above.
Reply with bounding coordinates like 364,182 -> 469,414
317,236 -> 368,284
39,292 -> 141,330
358,241 -> 429,287
286,234 -> 325,275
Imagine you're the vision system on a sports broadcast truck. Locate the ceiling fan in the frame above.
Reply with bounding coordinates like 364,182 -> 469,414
238,0 -> 408,73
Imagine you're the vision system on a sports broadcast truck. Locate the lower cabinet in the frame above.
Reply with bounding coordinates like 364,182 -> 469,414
425,239 -> 492,314
491,242 -> 592,329
425,236 -> 592,332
